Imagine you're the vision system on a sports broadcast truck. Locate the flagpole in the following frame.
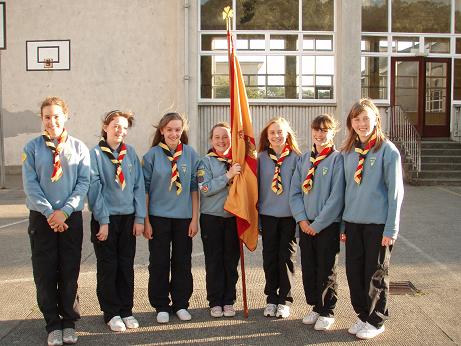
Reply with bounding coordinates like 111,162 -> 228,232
224,7 -> 249,318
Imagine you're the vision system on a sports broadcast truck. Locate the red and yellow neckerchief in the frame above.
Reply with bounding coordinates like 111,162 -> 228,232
354,131 -> 377,184
302,144 -> 334,193
99,138 -> 127,190
159,141 -> 183,195
42,128 -> 68,182
268,143 -> 291,195
207,148 -> 232,170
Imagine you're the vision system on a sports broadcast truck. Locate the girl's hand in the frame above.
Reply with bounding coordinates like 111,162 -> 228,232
188,220 -> 198,238
96,224 -> 109,241
226,163 -> 241,180
299,220 -> 316,236
382,236 -> 395,247
143,221 -> 153,240
133,223 -> 144,236
47,210 -> 69,232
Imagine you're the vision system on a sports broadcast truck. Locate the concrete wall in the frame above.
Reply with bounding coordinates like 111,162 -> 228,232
1,0 -> 195,166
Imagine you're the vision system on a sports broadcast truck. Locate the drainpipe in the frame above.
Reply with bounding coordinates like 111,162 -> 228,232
184,0 -> 190,126
0,52 -> 5,189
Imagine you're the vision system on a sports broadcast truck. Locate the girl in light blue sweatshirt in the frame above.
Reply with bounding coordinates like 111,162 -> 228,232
258,117 -> 301,319
198,122 -> 241,318
342,98 -> 404,340
142,112 -> 199,324
22,97 -> 90,346
87,110 -> 146,332
289,114 -> 344,331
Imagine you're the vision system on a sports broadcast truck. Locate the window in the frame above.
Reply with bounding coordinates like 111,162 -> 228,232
392,0 -> 451,33
361,57 -> 388,100
362,0 -> 388,32
456,0 -> 461,33
455,59 -> 461,100
199,1 -> 335,101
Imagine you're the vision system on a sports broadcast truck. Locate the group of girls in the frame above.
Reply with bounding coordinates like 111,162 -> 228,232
23,96 -> 403,346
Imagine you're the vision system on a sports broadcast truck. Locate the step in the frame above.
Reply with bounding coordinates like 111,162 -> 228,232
421,155 -> 461,163
421,163 -> 461,170
421,141 -> 461,149
410,170 -> 461,179
421,148 -> 461,156
409,178 -> 461,186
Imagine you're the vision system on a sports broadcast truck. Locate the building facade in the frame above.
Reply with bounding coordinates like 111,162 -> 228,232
1,0 -> 460,169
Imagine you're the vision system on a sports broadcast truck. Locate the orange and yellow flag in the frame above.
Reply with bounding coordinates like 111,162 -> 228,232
223,14 -> 259,251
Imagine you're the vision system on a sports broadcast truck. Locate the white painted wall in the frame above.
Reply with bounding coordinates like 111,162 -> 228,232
1,0 -> 195,167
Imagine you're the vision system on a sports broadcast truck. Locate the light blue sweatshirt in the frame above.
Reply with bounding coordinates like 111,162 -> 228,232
143,144 -> 199,219
258,150 -> 298,218
197,154 -> 232,218
88,143 -> 146,225
342,140 -> 404,239
289,150 -> 344,233
22,135 -> 90,218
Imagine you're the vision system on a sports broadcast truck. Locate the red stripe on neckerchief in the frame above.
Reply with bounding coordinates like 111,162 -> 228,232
159,141 -> 183,195
99,139 -> 127,190
207,148 -> 233,170
354,131 -> 377,184
268,143 -> 291,195
42,128 -> 68,182
302,144 -> 334,193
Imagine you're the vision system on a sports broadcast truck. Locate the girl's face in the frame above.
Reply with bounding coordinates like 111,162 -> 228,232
211,126 -> 231,154
351,108 -> 377,143
41,104 -> 68,139
160,119 -> 184,148
104,116 -> 129,146
267,122 -> 288,150
312,126 -> 334,150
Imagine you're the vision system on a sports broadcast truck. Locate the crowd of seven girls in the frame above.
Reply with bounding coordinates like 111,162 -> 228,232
22,96 -> 404,346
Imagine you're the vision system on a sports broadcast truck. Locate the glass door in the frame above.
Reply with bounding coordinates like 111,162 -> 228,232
392,57 -> 451,137
424,59 -> 450,137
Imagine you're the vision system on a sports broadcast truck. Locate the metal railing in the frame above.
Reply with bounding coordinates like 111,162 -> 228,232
388,105 -> 421,177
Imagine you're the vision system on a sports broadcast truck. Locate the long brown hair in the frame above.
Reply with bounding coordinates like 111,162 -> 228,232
258,117 -> 301,155
100,110 -> 134,139
151,112 -> 189,147
341,98 -> 386,152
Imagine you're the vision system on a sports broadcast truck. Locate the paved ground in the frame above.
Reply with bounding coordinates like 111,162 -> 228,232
0,174 -> 460,345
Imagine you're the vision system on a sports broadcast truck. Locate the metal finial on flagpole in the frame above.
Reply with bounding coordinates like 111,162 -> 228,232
222,6 -> 233,31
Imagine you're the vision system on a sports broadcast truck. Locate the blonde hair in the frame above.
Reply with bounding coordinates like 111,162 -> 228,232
40,96 -> 69,116
341,98 -> 386,152
151,112 -> 189,147
258,117 -> 301,155
101,110 -> 134,139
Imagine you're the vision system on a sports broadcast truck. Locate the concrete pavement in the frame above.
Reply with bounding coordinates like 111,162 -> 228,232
0,174 -> 460,345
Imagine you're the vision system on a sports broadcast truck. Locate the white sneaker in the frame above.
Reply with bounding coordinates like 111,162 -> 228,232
62,328 -> 78,344
263,303 -> 277,317
156,311 -> 170,324
302,311 -> 320,325
107,316 -> 126,332
47,330 -> 63,346
314,316 -> 335,331
356,322 -> 385,339
176,309 -> 192,321
210,306 -> 223,318
276,304 -> 290,318
122,316 -> 139,329
348,318 -> 366,335
223,305 -> 236,317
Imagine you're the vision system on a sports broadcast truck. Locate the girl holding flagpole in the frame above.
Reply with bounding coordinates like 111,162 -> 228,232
22,96 -> 90,346
197,122 -> 241,318
87,110 -> 146,332
142,112 -> 199,324
341,98 -> 404,339
289,114 -> 344,331
258,117 -> 301,319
